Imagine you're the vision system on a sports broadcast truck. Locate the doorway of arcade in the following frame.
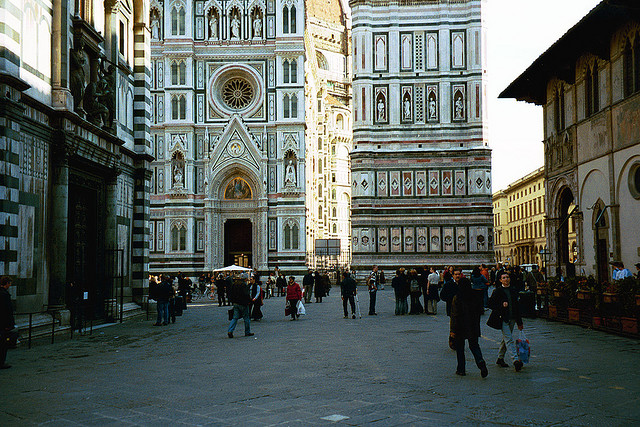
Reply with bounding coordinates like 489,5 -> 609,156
224,219 -> 252,267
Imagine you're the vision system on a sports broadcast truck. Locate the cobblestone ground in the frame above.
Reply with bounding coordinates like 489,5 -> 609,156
2,289 -> 640,426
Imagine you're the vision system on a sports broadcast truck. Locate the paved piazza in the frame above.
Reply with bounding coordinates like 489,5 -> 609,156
2,290 -> 639,426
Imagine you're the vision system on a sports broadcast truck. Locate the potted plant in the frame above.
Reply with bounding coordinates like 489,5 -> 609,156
576,278 -> 592,300
618,277 -> 639,335
602,282 -> 620,304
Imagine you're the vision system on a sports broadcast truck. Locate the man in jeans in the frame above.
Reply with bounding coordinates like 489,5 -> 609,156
227,278 -> 254,338
154,275 -> 172,326
488,272 -> 524,372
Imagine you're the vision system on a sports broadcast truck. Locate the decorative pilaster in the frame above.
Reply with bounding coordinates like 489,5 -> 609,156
49,143 -> 71,307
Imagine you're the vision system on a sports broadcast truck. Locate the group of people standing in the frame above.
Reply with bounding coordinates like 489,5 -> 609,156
148,273 -> 191,326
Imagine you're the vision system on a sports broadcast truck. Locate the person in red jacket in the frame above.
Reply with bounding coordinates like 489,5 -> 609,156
286,276 -> 303,320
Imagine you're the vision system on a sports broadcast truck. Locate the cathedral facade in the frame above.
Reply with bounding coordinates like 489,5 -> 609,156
148,0 -> 351,275
349,0 -> 493,272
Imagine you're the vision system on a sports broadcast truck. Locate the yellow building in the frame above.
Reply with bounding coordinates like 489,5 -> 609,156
492,167 -> 575,269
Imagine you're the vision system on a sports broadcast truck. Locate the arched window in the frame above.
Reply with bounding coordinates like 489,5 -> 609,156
318,137 -> 322,150
332,206 -> 336,217
290,94 -> 297,118
318,205 -> 322,218
317,51 -> 329,70
172,95 -> 186,120
283,59 -> 290,83
282,6 -> 289,33
624,39 -> 634,97
171,222 -> 187,251
290,6 -> 296,32
634,33 -> 640,93
336,114 -> 344,129
171,62 -> 178,85
283,94 -> 290,118
179,61 -> 186,85
318,160 -> 322,174
290,60 -> 297,83
284,221 -> 299,249
332,224 -> 337,233
171,5 -> 186,36
318,183 -> 322,197
332,189 -> 336,200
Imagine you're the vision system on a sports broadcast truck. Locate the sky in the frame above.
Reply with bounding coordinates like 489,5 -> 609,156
486,0 -> 602,191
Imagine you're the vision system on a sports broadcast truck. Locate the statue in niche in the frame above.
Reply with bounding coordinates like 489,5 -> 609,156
70,41 -> 87,115
209,11 -> 218,40
403,95 -> 411,120
97,63 -> 116,129
377,96 -> 385,121
429,96 -> 437,120
284,158 -> 297,186
172,153 -> 185,187
253,12 -> 262,38
454,91 -> 464,120
151,13 -> 161,40
230,13 -> 241,39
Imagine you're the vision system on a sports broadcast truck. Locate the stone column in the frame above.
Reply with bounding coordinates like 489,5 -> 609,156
51,0 -> 72,110
49,146 -> 70,307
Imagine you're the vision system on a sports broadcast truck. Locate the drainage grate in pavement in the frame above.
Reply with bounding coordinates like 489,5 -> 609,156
321,414 -> 350,422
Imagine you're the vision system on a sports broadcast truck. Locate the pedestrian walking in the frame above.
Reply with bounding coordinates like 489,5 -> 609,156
340,271 -> 357,319
227,278 -> 254,338
450,271 -> 488,377
367,266 -> 378,315
488,271 -> 524,372
216,274 -> 226,306
426,267 -> 441,315
286,276 -> 303,320
0,276 -> 17,369
314,270 -> 325,303
391,268 -> 409,315
470,266 -> 489,310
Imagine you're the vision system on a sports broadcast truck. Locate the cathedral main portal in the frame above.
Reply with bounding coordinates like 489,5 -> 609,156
224,218 -> 252,267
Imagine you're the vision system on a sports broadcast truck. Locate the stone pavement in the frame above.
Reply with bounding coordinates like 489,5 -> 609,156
1,289 -> 640,426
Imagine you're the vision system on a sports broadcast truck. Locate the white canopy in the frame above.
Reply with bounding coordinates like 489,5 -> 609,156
213,264 -> 253,273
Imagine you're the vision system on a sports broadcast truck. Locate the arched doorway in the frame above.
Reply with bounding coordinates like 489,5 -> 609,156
556,187 -> 575,277
593,201 -> 609,283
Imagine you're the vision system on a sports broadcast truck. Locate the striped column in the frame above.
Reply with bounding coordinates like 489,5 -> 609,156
131,11 -> 153,300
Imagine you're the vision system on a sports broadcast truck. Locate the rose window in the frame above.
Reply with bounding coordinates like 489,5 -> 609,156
222,78 -> 254,109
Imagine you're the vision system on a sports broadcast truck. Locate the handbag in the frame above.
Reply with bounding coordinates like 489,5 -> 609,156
228,308 -> 234,321
516,329 -> 530,364
284,300 -> 292,316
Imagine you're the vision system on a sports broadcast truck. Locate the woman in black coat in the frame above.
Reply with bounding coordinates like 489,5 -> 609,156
450,277 -> 488,377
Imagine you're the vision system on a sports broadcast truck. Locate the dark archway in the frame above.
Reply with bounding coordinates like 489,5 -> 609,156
593,203 -> 609,283
224,219 -> 252,267
556,187 -> 574,277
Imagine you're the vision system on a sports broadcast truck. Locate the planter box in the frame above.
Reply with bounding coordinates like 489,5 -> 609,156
635,295 -> 640,306
548,305 -> 558,319
553,290 -> 565,298
603,292 -> 619,304
577,290 -> 591,300
592,316 -> 603,327
604,317 -> 621,330
568,307 -> 581,322
621,317 -> 638,334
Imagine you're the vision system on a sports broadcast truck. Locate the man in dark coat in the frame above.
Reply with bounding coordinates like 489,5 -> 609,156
314,270 -> 325,303
391,268 -> 409,315
450,270 -> 488,377
154,275 -> 173,326
488,271 -> 524,372
340,271 -> 357,319
302,270 -> 314,304
0,276 -> 16,369
276,272 -> 287,297
440,271 -> 459,317
227,278 -> 254,338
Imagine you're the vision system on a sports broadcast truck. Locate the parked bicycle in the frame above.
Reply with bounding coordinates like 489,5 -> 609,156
191,284 -> 216,301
